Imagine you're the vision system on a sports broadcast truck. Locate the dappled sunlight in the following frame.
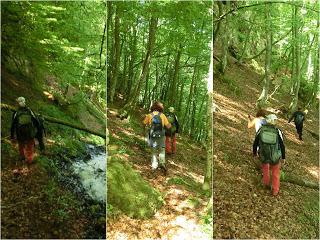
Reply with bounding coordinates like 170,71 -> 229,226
304,166 -> 320,181
43,91 -> 54,101
214,93 -> 250,124
245,85 -> 260,95
186,172 -> 204,183
168,215 -> 211,240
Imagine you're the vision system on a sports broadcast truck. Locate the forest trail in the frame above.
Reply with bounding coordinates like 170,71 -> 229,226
107,105 -> 212,240
213,59 -> 319,239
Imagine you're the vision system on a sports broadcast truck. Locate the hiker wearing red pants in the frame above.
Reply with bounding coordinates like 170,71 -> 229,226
253,114 -> 285,196
11,97 -> 40,164
165,107 -> 179,155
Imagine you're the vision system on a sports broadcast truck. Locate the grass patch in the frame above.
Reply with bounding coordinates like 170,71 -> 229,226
43,179 -> 81,223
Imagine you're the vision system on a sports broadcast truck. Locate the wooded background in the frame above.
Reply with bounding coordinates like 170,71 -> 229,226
2,1 -> 107,108
213,1 -> 319,112
107,1 -> 213,143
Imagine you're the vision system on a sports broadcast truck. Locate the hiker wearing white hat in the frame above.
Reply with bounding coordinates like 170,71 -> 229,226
11,97 -> 40,164
253,113 -> 285,196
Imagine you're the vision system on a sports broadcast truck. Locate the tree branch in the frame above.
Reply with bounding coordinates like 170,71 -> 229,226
99,23 -> 107,68
244,29 -> 292,61
1,103 -> 106,139
214,1 -> 319,24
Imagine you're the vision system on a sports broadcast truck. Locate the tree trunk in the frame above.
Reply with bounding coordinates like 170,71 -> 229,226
109,3 -> 121,103
257,3 -> 272,108
289,5 -> 301,113
127,22 -> 138,99
107,2 -> 113,90
99,23 -> 106,68
182,61 -> 198,132
213,1 -> 223,48
202,41 -> 213,192
177,80 -> 185,114
169,44 -> 182,107
218,1 -> 230,74
124,17 -> 158,110
1,103 -> 106,139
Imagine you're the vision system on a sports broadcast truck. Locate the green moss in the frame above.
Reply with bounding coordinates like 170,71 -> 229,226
107,157 -> 164,219
43,179 -> 81,223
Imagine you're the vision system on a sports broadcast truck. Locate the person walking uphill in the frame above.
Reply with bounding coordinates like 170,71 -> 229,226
288,107 -> 305,140
253,114 -> 285,196
247,109 -> 267,133
165,107 -> 179,155
143,101 -> 171,173
11,97 -> 40,164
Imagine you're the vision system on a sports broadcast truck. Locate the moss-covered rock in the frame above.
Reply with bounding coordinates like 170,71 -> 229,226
107,157 -> 164,219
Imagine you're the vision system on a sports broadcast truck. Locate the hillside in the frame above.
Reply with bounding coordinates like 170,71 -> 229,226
1,67 -> 106,239
107,102 -> 212,240
213,57 -> 319,238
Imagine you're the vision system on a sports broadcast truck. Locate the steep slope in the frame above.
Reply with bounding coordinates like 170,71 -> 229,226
107,103 -> 212,239
213,60 -> 319,238
1,67 -> 106,238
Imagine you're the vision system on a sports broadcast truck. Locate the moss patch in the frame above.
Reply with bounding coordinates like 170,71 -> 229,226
107,157 -> 164,219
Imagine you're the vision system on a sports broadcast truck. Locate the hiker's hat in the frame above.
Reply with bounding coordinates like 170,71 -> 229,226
16,96 -> 26,107
168,107 -> 174,113
266,114 -> 277,124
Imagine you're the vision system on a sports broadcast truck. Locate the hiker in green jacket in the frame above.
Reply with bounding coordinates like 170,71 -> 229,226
11,97 -> 40,164
253,114 -> 285,196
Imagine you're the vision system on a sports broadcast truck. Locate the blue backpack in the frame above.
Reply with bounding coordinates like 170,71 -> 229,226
149,112 -> 163,139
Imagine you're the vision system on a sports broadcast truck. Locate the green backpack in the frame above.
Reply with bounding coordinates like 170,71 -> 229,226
167,113 -> 176,134
258,125 -> 282,164
295,114 -> 304,124
16,108 -> 37,141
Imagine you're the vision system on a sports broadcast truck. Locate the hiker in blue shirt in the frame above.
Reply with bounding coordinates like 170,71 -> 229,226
288,107 -> 305,140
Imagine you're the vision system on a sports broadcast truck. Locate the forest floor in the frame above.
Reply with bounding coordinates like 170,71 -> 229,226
1,69 -> 105,239
107,104 -> 212,240
213,58 -> 319,238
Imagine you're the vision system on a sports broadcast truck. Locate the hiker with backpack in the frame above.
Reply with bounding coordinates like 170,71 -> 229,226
143,101 -> 171,173
11,97 -> 41,164
288,107 -> 305,140
253,114 -> 285,196
165,107 -> 179,155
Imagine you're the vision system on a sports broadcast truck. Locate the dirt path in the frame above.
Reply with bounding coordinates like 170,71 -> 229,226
213,64 -> 319,238
107,108 -> 211,239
